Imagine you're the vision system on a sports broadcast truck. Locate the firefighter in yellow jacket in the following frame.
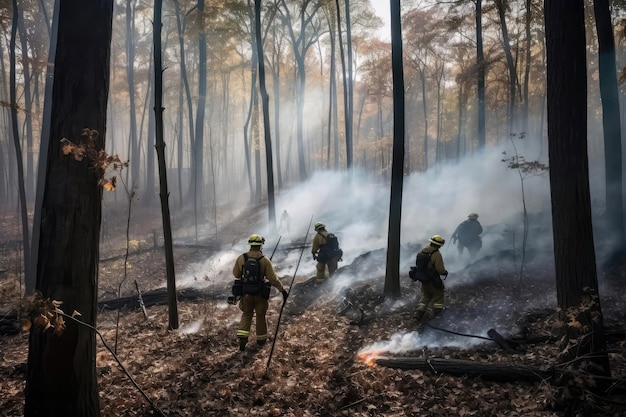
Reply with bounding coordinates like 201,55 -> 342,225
415,235 -> 449,322
233,234 -> 288,351
311,222 -> 340,284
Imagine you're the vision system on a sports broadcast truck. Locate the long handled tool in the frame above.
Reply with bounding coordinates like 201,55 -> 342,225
269,235 -> 282,260
266,216 -> 313,372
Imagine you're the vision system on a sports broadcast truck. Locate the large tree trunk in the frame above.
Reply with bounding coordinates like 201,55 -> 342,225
384,0 -> 405,297
544,0 -> 610,377
24,1 -> 113,415
593,0 -> 625,254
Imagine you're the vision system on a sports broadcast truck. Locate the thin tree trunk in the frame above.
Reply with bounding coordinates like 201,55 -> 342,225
475,0 -> 485,150
29,0 -> 59,294
126,0 -> 139,188
153,0 -> 179,330
494,0 -> 517,134
194,0 -> 208,241
9,0 -> 31,289
255,0 -> 276,227
344,0 -> 353,169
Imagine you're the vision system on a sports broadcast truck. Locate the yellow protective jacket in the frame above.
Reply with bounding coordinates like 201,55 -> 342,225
311,230 -> 329,256
233,249 -> 285,292
421,245 -> 448,276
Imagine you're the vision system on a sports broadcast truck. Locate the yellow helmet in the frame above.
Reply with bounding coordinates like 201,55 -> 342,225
468,212 -> 479,219
314,222 -> 326,231
429,235 -> 445,246
248,234 -> 265,246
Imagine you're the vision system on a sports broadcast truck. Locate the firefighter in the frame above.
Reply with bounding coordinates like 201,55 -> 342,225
233,234 -> 288,351
451,212 -> 483,258
415,235 -> 449,322
311,222 -> 341,284
279,209 -> 291,234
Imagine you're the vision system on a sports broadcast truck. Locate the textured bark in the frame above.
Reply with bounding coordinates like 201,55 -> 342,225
544,0 -> 610,377
25,1 -> 113,415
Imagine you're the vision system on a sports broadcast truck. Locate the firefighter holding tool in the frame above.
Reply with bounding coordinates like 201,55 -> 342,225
412,235 -> 449,323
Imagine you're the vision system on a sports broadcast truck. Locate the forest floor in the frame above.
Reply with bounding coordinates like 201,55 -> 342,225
0,204 -> 625,417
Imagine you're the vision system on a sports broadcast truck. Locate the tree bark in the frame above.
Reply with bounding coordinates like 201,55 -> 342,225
475,0 -> 485,150
544,0 -> 610,377
153,0 -> 179,331
255,0 -> 277,228
593,0 -> 625,254
9,0 -> 31,290
25,1 -> 113,415
384,0 -> 404,297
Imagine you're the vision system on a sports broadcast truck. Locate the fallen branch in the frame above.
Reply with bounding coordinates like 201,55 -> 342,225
374,356 -> 553,383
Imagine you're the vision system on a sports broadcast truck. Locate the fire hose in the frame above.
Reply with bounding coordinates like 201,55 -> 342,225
266,216 -> 313,372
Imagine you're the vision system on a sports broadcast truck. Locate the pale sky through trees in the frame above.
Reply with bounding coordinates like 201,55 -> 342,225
370,0 -> 391,39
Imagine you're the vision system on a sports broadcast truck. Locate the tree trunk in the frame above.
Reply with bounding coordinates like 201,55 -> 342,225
384,0 -> 404,297
9,0 -> 31,292
18,7 -> 35,202
194,0 -> 207,233
544,0 -> 610,376
29,0 -> 59,294
126,0 -> 139,188
344,0 -> 353,169
24,1 -> 113,415
419,67 -> 428,170
255,0 -> 276,228
173,0 -> 195,204
593,0 -> 625,254
153,0 -> 179,330
336,0 -> 347,170
475,0 -> 485,150
494,0 -> 517,134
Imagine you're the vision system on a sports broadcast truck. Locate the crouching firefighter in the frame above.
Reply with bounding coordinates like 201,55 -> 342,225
232,234 -> 288,351
413,235 -> 449,323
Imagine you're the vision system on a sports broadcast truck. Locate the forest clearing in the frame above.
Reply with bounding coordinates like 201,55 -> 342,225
1,202 -> 625,416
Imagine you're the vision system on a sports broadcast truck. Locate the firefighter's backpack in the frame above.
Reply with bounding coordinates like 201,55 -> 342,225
232,254 -> 267,297
409,249 -> 437,283
317,233 -> 343,263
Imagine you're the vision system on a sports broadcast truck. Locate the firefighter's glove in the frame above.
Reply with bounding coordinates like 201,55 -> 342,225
282,290 -> 289,302
313,254 -> 318,261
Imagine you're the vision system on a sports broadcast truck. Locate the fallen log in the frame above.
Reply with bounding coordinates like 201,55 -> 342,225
374,356 -> 553,383
98,287 -> 224,311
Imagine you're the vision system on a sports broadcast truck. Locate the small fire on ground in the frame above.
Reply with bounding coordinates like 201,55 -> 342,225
356,350 -> 386,367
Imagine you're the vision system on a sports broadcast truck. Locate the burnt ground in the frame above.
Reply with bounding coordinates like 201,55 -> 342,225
0,204 -> 625,417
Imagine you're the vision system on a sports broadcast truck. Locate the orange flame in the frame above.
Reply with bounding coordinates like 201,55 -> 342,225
357,350 -> 385,367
